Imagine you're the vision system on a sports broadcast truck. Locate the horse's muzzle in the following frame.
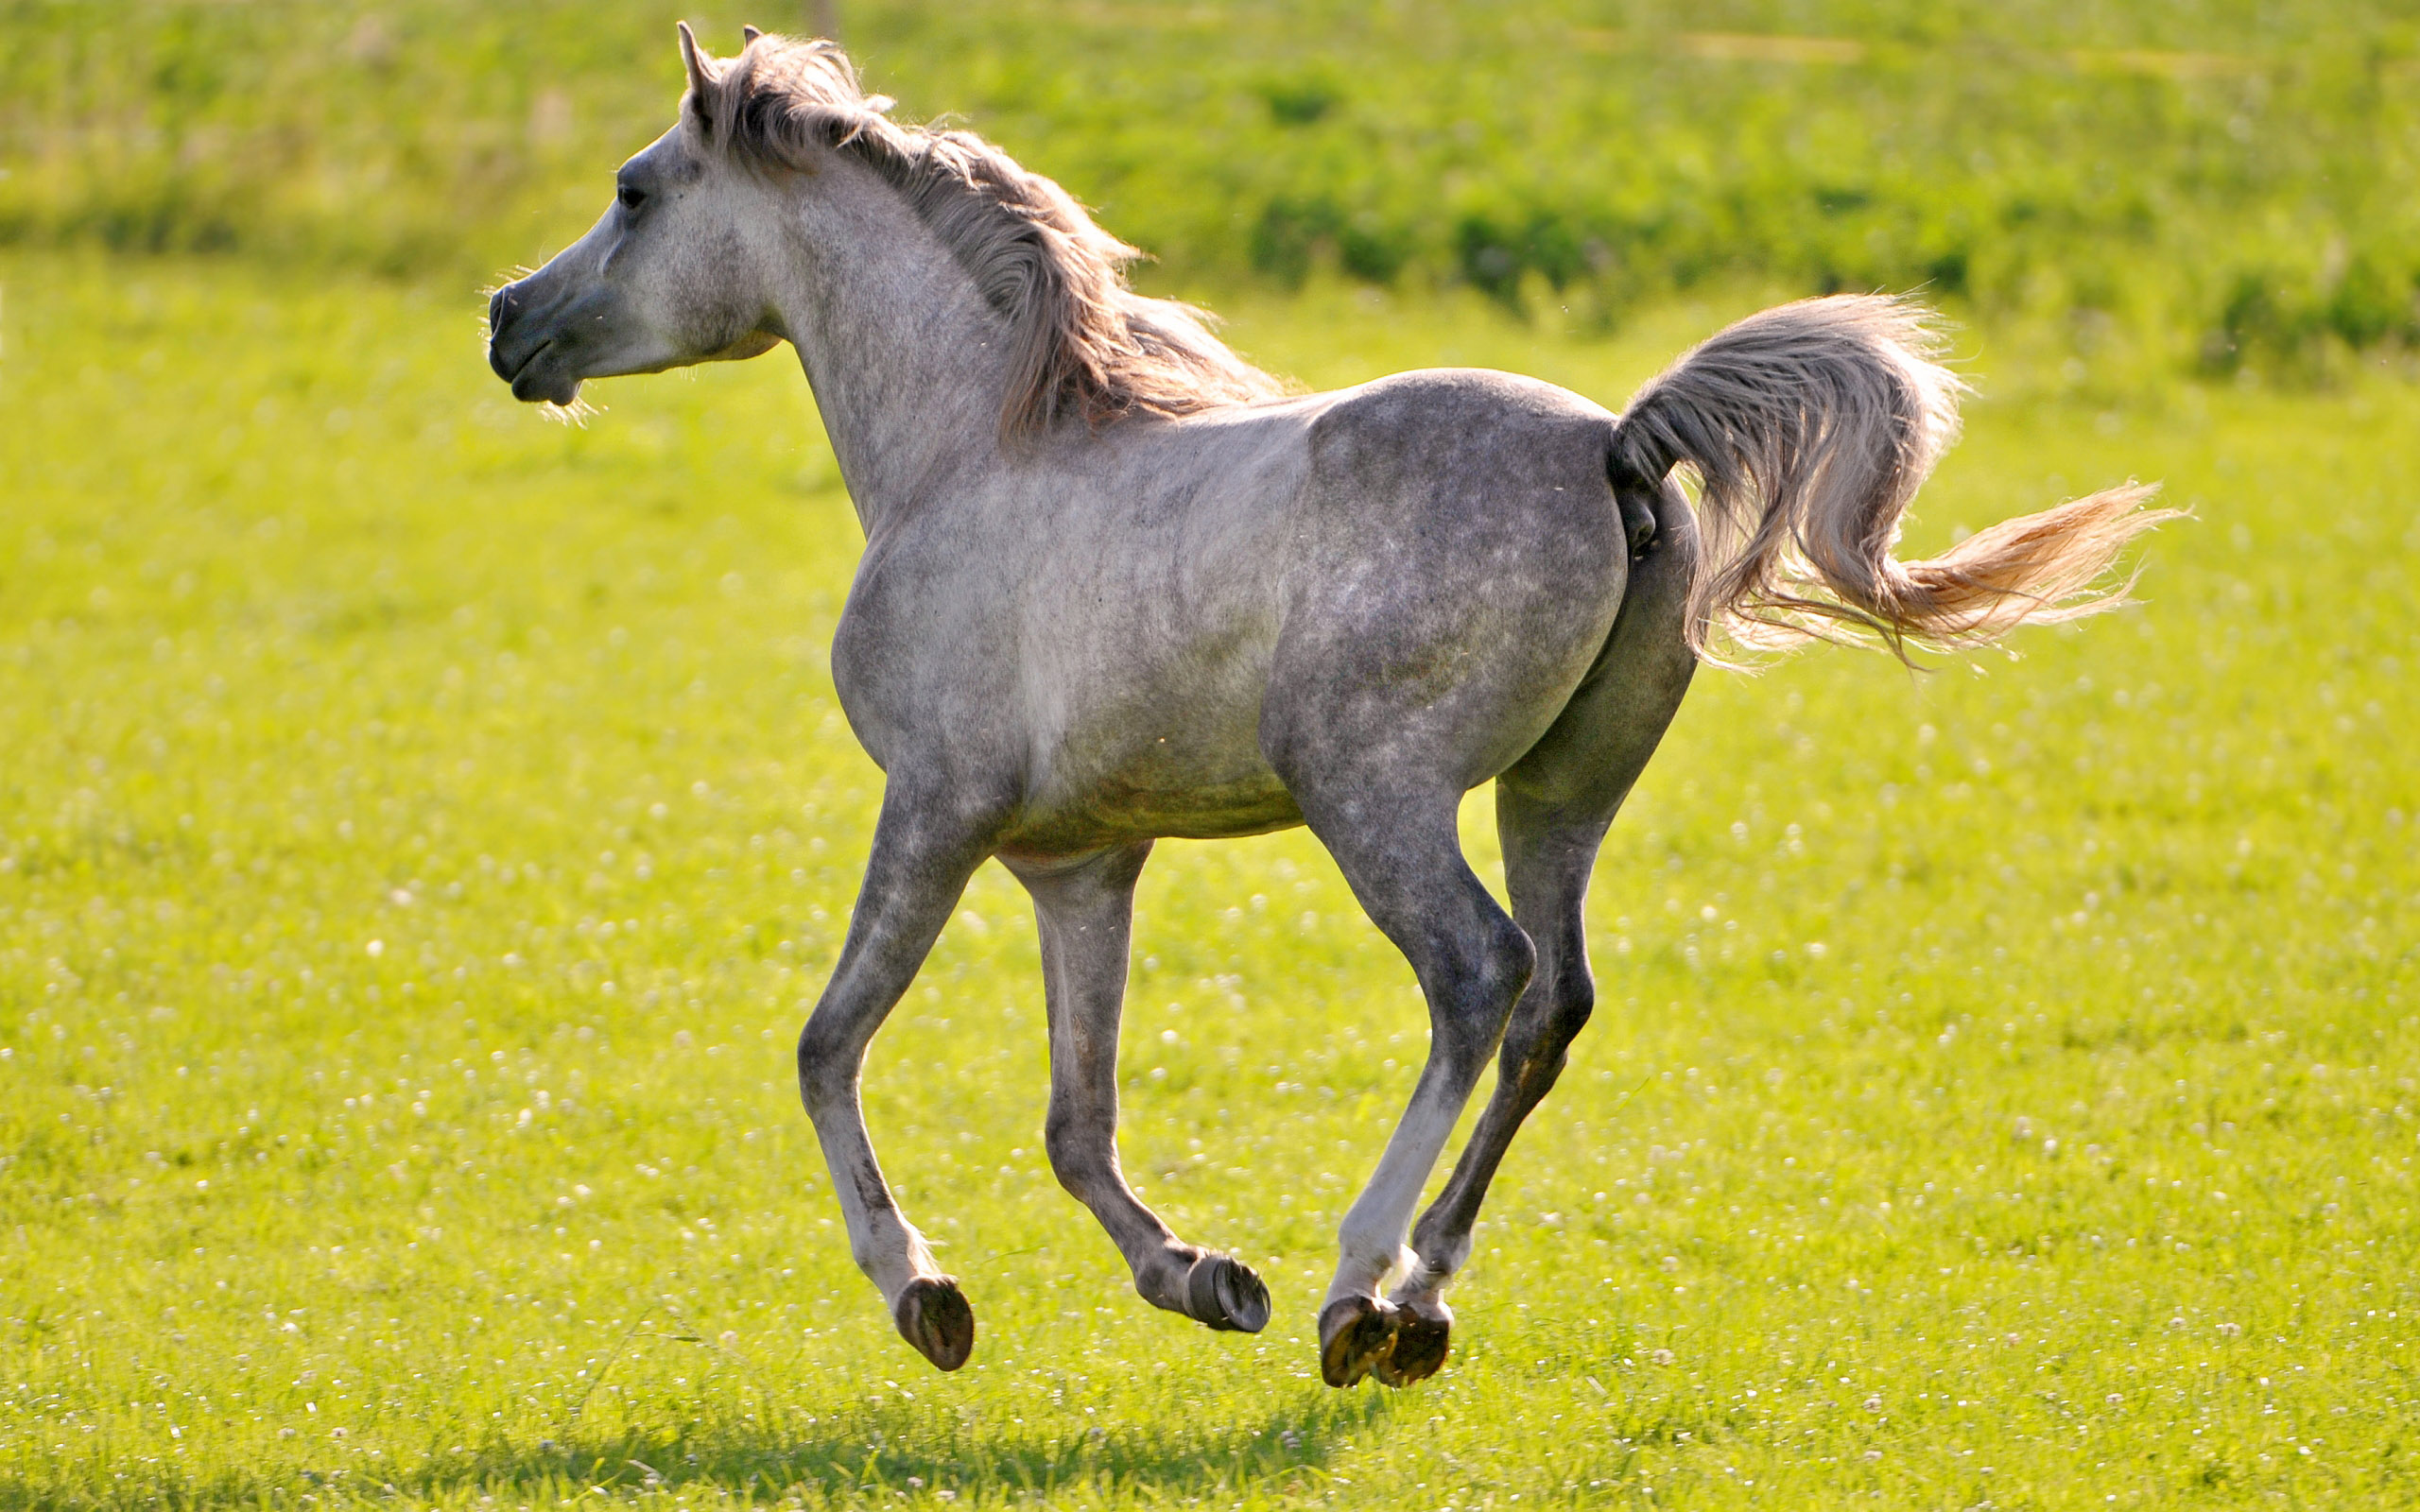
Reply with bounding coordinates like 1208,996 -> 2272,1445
485,280 -> 581,405
486,283 -> 537,383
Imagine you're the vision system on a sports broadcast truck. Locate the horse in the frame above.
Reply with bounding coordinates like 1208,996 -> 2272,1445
485,25 -> 2169,1388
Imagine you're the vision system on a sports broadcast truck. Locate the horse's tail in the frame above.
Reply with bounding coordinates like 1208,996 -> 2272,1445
1606,294 -> 2177,663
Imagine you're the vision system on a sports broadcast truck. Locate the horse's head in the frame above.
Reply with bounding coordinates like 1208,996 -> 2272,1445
487,25 -> 787,406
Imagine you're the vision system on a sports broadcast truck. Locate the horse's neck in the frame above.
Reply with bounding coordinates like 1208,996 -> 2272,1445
772,212 -> 1010,534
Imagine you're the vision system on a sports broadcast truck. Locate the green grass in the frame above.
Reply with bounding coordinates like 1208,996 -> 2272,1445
1,249 -> 2415,1510
8,0 -> 2420,372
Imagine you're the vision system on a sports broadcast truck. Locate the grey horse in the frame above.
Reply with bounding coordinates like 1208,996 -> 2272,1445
486,26 -> 2168,1388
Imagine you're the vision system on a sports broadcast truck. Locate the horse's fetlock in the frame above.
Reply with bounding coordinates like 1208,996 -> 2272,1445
1131,1248 -> 1196,1313
1335,1211 -> 1412,1276
1425,1230 -> 1475,1281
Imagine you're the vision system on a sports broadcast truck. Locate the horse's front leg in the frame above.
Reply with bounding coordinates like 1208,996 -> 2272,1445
1005,844 -> 1272,1335
796,782 -> 1001,1372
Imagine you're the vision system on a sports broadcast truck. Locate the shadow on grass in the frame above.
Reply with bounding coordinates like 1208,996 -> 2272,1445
520,1393 -> 1392,1502
0,1390 -> 1399,1508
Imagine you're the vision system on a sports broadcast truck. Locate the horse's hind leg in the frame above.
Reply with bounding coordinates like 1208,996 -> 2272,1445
1378,486 -> 1699,1385
1280,787 -> 1536,1388
796,781 -> 1003,1373
1005,845 -> 1272,1335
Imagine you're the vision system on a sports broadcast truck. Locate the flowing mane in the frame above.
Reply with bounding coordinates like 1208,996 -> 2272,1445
688,33 -> 1282,438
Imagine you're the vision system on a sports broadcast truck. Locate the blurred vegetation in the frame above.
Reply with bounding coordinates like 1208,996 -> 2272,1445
5,0 -> 2420,375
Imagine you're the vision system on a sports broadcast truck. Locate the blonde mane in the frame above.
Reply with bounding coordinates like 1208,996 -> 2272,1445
688,33 -> 1281,438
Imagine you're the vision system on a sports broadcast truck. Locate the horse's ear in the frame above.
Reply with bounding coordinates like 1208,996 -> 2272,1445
677,21 -> 717,129
741,24 -> 764,43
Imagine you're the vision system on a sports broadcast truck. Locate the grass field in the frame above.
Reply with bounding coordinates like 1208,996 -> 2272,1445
1,248 -> 2414,1509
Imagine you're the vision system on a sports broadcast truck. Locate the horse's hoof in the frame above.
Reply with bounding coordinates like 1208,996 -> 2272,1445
1317,1295 -> 1399,1388
894,1276 -> 976,1371
1372,1297 -> 1451,1386
1184,1253 -> 1271,1333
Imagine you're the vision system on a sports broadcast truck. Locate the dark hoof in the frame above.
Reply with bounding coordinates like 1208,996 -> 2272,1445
894,1276 -> 975,1371
1184,1253 -> 1271,1332
1318,1295 -> 1399,1388
1373,1297 -> 1451,1386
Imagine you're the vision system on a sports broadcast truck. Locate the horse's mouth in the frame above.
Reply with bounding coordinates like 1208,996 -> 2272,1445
499,339 -> 582,405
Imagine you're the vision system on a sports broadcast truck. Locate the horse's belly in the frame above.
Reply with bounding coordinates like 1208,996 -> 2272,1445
1001,725 -> 1302,854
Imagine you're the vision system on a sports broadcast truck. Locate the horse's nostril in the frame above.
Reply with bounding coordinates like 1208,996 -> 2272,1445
486,283 -> 541,385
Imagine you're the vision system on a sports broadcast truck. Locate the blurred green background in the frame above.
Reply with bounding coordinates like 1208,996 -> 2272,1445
7,0 -> 2420,376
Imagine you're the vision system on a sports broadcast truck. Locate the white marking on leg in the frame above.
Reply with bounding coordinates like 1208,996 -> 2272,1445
1326,1090 -> 1464,1306
806,1108 -> 939,1307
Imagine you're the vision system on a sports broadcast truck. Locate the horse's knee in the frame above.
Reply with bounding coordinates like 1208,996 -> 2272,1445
1043,1108 -> 1117,1197
795,1017 -> 859,1113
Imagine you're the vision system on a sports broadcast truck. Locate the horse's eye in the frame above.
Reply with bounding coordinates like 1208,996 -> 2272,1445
616,181 -> 648,214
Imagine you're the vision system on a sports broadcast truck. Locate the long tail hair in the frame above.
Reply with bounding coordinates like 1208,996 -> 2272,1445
1607,295 -> 2177,663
